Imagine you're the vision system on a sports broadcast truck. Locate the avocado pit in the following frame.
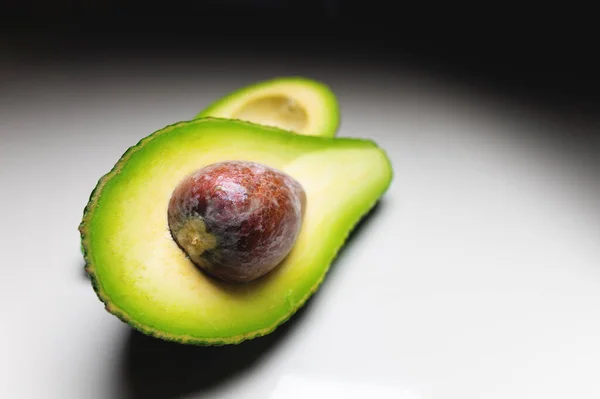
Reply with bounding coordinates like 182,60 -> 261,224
168,160 -> 306,283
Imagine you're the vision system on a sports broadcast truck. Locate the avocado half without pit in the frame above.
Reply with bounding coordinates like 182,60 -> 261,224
80,84 -> 392,346
196,76 -> 340,138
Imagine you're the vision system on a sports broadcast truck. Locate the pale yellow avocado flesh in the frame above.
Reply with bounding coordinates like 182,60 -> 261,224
81,118 -> 392,345
195,77 -> 340,137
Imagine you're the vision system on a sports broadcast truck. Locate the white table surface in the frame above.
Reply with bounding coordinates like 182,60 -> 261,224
1,56 -> 599,399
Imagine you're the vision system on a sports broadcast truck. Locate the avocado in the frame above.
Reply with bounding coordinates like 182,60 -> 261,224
80,117 -> 392,345
195,77 -> 340,137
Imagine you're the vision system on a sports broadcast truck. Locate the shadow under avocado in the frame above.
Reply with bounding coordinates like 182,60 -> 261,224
120,302 -> 312,399
80,259 -> 90,280
119,200 -> 385,399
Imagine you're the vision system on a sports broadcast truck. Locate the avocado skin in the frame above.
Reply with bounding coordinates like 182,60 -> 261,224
79,117 -> 391,346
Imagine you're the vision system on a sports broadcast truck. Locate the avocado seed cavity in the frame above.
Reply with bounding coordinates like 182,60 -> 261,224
168,160 -> 306,283
232,95 -> 308,132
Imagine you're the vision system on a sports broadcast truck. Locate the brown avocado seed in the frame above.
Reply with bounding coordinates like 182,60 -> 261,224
168,160 -> 306,283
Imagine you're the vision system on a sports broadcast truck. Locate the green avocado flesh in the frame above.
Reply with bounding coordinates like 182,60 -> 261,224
195,77 -> 340,137
81,117 -> 392,345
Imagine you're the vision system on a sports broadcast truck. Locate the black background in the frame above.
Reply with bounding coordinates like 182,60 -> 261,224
2,1 -> 599,118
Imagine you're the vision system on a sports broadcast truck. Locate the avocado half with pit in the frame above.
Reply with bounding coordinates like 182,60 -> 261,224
195,77 -> 340,137
80,118 -> 392,345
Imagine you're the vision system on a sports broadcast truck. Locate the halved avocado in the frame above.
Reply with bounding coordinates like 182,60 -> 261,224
195,77 -> 340,137
80,117 -> 392,345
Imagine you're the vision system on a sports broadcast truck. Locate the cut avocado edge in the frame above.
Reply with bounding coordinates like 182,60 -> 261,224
195,76 -> 341,138
79,117 -> 392,346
